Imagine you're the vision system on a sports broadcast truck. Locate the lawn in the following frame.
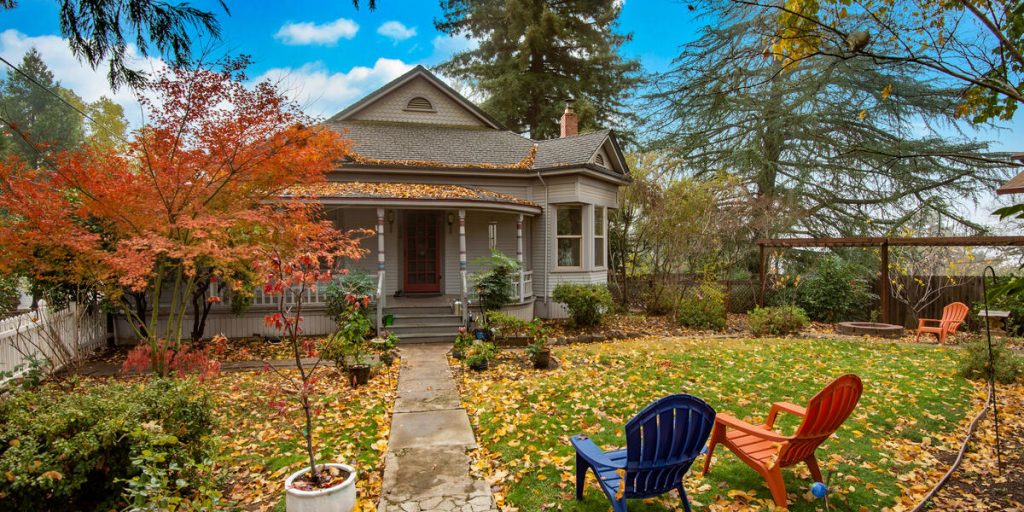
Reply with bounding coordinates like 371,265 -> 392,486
456,337 -> 978,512
208,363 -> 399,511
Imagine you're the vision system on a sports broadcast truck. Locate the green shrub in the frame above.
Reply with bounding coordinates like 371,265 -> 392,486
487,310 -> 528,337
473,250 -> 520,311
748,306 -> 809,337
552,283 -> 614,327
0,378 -> 218,510
679,280 -> 729,331
325,269 -> 376,323
676,280 -> 727,330
958,340 -> 1023,384
0,274 -> 20,319
796,256 -> 876,322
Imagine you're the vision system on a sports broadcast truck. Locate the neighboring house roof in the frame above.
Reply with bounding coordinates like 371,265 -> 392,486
997,153 -> 1024,195
285,182 -> 541,214
323,66 -> 629,178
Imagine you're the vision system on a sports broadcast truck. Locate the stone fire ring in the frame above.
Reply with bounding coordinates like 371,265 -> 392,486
835,322 -> 905,339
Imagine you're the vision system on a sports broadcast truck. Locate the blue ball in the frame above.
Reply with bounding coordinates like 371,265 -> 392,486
811,482 -> 828,498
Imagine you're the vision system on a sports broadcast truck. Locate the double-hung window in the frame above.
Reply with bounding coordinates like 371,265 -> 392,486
556,206 -> 582,267
594,207 -> 606,268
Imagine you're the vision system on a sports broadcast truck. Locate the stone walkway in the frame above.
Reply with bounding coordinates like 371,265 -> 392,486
378,343 -> 496,512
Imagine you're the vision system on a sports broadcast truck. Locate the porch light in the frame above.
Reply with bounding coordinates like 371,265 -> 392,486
387,210 -> 395,227
447,213 -> 455,233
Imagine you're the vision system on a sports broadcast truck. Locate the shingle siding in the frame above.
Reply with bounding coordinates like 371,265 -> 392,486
348,76 -> 488,128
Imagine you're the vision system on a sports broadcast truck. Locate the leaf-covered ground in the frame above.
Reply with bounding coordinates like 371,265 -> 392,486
455,337 -> 979,511
210,363 -> 399,511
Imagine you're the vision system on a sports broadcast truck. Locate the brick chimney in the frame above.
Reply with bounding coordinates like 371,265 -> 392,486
559,102 -> 578,138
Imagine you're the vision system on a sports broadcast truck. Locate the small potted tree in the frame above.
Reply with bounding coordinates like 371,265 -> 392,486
464,341 -> 496,371
256,210 -> 370,512
525,319 -> 553,369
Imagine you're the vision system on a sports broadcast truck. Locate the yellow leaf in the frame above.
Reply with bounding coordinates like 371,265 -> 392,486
881,84 -> 893,100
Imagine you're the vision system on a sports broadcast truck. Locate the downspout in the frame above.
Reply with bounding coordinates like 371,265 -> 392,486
536,170 -> 550,305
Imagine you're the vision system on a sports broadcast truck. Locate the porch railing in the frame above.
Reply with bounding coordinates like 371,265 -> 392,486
250,284 -> 330,307
511,270 -> 534,302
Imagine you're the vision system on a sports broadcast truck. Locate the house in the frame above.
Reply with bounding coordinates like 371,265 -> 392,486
996,153 -> 1024,195
161,65 -> 630,343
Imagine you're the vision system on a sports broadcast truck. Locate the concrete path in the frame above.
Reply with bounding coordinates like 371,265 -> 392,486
378,344 -> 496,512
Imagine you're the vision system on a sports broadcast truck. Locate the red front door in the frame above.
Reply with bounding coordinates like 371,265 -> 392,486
403,212 -> 442,294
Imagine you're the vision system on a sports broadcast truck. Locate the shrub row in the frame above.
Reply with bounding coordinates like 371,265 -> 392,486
0,378 -> 219,510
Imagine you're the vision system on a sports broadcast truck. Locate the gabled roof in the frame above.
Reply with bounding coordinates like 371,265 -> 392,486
327,65 -> 505,130
997,153 -> 1024,195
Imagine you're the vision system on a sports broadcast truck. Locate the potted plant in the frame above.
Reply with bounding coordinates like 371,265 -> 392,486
464,341 -> 496,371
525,319 -> 553,369
371,330 -> 399,366
452,327 -> 473,360
256,225 -> 368,512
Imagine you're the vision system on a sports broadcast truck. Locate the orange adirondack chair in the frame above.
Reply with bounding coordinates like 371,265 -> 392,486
701,374 -> 864,510
915,302 -> 969,344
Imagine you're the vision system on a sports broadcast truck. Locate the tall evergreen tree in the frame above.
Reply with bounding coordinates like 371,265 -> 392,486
435,0 -> 641,139
646,3 -> 1014,239
0,48 -> 85,167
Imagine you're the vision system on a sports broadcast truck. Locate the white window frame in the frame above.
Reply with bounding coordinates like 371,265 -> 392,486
594,206 -> 606,269
555,205 -> 584,269
488,221 -> 498,250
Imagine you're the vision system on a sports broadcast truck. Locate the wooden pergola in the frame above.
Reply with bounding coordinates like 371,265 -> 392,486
756,236 -> 1024,323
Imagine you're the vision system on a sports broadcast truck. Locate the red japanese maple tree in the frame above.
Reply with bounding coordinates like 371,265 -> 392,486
0,57 -> 352,359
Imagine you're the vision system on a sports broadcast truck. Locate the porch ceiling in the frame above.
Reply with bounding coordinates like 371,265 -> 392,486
283,182 -> 542,215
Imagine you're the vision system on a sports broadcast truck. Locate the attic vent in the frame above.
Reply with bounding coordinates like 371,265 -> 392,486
405,97 -> 435,112
594,154 -> 606,167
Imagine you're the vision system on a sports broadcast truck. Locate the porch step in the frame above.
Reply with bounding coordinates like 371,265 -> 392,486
385,305 -> 455,316
389,324 -> 462,338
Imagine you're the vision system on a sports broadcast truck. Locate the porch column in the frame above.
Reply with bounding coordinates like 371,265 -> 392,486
376,208 -> 385,333
459,209 -> 468,325
517,215 -> 525,303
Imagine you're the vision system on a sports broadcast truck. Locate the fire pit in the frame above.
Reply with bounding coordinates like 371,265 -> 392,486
836,322 -> 904,339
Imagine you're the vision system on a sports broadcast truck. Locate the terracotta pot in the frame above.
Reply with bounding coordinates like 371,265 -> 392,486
532,349 -> 551,369
347,365 -> 371,386
284,463 -> 356,512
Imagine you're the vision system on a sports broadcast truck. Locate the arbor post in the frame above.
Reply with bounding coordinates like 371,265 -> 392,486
880,240 -> 890,324
758,244 -> 767,307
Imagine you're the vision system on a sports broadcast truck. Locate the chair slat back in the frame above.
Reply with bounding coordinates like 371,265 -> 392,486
942,302 -> 969,331
623,394 -> 715,498
781,375 -> 863,466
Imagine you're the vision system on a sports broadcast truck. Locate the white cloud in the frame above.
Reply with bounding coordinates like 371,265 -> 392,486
377,21 -> 416,42
251,58 -> 414,118
0,29 -> 166,127
275,18 -> 359,46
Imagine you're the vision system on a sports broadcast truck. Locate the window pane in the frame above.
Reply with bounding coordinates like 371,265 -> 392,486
595,237 -> 605,267
594,207 -> 604,237
557,238 -> 581,267
488,222 -> 497,249
557,207 -> 582,236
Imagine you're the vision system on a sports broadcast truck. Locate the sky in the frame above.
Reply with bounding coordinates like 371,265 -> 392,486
0,0 -> 699,123
0,0 -> 1020,201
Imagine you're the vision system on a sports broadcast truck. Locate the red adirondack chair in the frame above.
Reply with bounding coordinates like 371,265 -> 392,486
701,374 -> 863,510
916,302 -> 969,344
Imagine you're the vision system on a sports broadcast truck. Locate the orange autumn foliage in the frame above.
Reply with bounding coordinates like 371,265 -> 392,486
0,57 -> 358,341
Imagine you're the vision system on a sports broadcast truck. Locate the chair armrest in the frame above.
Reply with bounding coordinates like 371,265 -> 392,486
766,402 -> 806,429
918,318 -> 942,326
571,435 -> 622,470
715,414 -> 789,442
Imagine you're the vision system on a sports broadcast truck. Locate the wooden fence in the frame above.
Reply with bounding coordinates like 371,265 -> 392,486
0,302 -> 107,381
613,273 -> 992,329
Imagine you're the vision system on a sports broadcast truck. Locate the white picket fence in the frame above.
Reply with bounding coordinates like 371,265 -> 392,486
0,302 -> 107,381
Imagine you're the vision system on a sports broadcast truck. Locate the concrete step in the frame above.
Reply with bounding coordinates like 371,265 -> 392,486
390,318 -> 463,329
385,306 -> 455,316
393,334 -> 455,344
389,325 -> 462,338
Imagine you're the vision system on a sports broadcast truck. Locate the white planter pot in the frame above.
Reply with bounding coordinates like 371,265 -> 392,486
285,463 -> 357,512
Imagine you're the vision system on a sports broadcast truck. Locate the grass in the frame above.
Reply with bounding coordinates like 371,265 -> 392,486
209,362 -> 399,511
457,337 -> 976,511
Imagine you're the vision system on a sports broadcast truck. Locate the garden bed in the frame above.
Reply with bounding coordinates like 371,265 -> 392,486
454,335 -> 983,511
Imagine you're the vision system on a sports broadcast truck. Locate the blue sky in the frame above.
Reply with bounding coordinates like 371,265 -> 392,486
0,0 -> 1019,153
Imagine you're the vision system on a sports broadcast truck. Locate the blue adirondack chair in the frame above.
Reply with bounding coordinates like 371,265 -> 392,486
571,394 -> 716,512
